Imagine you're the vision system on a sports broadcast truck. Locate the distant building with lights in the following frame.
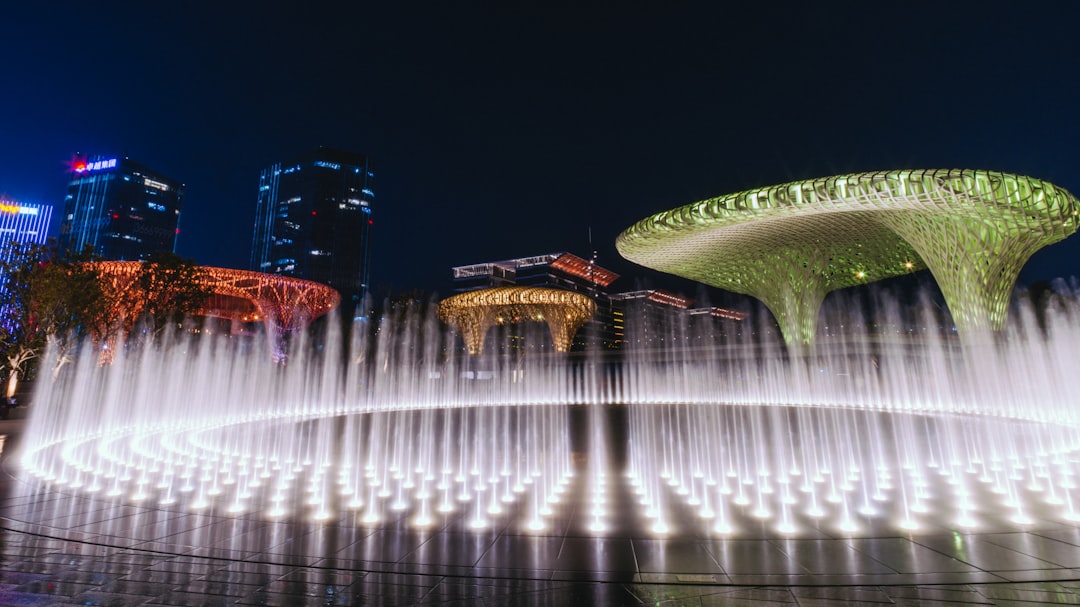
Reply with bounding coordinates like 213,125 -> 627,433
452,252 -> 620,350
58,156 -> 184,261
0,197 -> 53,281
610,290 -> 747,349
450,252 -> 745,351
250,147 -> 375,315
0,198 -> 52,251
452,252 -> 619,295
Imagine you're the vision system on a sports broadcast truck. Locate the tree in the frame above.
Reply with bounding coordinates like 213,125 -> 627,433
0,241 -> 105,397
0,246 -> 214,390
89,252 -> 215,356
133,251 -> 214,340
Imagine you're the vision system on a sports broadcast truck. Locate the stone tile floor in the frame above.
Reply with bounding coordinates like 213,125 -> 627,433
4,419 -> 1080,605
3,538 -> 1080,606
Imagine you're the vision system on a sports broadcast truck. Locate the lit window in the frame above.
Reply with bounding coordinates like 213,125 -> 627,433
144,178 -> 170,191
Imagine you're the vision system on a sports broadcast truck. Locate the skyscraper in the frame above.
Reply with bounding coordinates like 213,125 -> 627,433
58,156 -> 184,260
250,147 -> 375,313
0,197 -> 53,264
0,197 -> 52,245
0,198 -> 54,325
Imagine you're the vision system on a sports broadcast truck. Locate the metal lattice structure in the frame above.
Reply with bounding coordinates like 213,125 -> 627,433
92,262 -> 340,334
616,169 -> 1080,345
437,287 -> 597,355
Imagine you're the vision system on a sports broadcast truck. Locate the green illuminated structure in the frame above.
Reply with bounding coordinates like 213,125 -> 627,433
616,169 -> 1080,345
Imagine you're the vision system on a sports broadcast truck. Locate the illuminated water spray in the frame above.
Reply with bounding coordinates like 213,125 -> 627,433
18,286 -> 1080,538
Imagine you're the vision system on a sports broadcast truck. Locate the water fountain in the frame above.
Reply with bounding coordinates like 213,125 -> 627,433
9,283 -> 1080,586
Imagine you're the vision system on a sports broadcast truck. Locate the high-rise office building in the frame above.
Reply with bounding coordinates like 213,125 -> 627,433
250,147 -> 375,312
58,156 -> 184,260
0,198 -> 54,325
0,197 -> 53,264
0,198 -> 52,246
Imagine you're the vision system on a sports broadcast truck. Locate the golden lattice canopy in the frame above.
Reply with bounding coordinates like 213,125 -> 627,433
437,287 -> 597,355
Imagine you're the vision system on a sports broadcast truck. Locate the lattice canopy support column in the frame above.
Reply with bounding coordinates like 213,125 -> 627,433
880,212 -> 1048,334
742,253 -> 830,348
538,304 -> 592,352
436,287 -> 597,355
616,169 -> 1080,347
450,308 -> 498,356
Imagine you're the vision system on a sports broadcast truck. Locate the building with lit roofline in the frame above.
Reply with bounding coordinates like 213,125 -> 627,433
0,198 -> 52,252
450,252 -> 744,351
250,147 -> 375,316
0,196 -> 53,284
58,156 -> 183,260
451,252 -> 620,350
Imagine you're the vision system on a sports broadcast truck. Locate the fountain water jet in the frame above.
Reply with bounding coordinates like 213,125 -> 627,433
15,285 -> 1080,543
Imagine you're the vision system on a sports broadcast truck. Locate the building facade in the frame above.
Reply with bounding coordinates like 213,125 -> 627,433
250,147 -> 374,314
0,198 -> 52,251
610,290 -> 747,350
452,252 -> 621,350
452,252 -> 619,295
0,197 -> 53,276
0,198 -> 53,329
450,252 -> 746,353
58,156 -> 183,260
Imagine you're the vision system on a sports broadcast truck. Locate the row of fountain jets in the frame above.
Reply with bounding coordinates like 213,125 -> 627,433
18,286 -> 1080,537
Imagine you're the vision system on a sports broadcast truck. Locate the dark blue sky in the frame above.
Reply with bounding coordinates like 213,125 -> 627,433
2,1 -> 1078,299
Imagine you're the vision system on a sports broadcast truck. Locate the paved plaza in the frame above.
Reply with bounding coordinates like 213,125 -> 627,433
4,417 -> 1080,606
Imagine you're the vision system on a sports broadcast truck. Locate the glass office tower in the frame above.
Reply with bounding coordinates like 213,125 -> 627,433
0,198 -> 54,326
250,147 -> 374,314
58,156 -> 184,260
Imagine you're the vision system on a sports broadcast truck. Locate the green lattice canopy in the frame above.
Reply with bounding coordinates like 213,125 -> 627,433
616,169 -> 1080,345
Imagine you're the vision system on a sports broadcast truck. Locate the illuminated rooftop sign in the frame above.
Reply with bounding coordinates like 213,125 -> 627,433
0,203 -> 40,215
73,158 -> 118,173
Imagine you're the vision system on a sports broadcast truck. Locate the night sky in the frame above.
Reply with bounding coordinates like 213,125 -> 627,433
3,1 -> 1078,302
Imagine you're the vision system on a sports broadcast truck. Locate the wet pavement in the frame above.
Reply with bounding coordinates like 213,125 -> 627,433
4,417 -> 1080,605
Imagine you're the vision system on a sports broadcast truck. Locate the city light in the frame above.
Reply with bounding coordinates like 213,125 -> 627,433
72,158 -> 117,173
